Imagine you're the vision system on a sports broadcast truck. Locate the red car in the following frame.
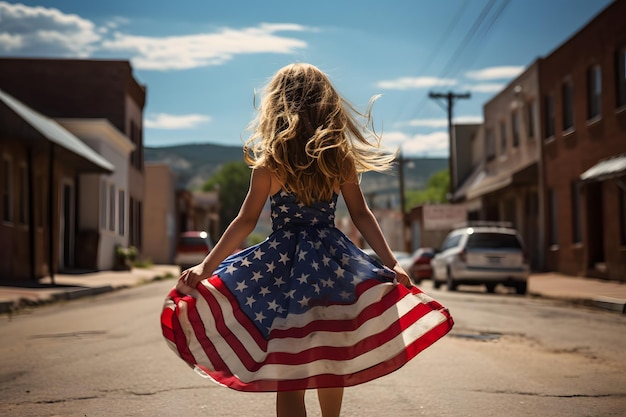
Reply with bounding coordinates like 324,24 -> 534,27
175,231 -> 214,270
408,248 -> 435,284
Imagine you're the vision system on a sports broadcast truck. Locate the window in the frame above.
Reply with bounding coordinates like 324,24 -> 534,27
499,120 -> 507,156
18,164 -> 28,224
617,47 -> 626,108
549,188 -> 558,246
562,80 -> 574,131
109,183 -> 116,232
511,110 -> 520,147
36,174 -> 45,228
545,95 -> 555,138
526,100 -> 535,139
620,183 -> 626,245
2,156 -> 13,223
100,180 -> 107,229
587,65 -> 602,120
571,182 -> 582,244
486,128 -> 496,161
118,189 -> 125,236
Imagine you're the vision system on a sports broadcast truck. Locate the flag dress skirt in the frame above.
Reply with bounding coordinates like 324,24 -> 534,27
161,190 -> 454,392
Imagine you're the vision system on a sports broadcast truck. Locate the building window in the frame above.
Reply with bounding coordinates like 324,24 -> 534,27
571,182 -> 582,244
18,164 -> 28,224
562,80 -> 574,131
118,189 -> 125,237
620,183 -> 626,245
2,156 -> 13,223
36,174 -> 45,228
545,94 -> 555,139
617,47 -> 626,108
526,100 -> 535,139
499,120 -> 507,156
100,180 -> 107,230
549,188 -> 558,246
109,183 -> 116,232
486,128 -> 495,161
511,110 -> 520,147
587,65 -> 602,120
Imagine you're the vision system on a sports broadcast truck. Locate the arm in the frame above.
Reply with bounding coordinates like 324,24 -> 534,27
177,166 -> 272,292
341,179 -> 412,287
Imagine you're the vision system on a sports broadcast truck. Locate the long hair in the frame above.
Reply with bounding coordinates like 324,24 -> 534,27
244,63 -> 396,205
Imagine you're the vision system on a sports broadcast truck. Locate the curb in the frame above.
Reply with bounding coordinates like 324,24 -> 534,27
528,291 -> 626,315
586,296 -> 626,314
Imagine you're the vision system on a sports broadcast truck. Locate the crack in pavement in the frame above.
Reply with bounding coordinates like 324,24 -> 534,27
475,389 -> 626,398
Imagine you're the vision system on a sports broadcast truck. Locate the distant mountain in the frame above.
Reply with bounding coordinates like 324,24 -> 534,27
145,143 -> 245,190
144,143 -> 448,204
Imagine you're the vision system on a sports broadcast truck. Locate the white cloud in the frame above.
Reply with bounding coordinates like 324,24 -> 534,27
145,113 -> 211,129
454,115 -> 484,124
464,83 -> 505,93
383,131 -> 449,156
398,118 -> 448,128
376,76 -> 457,90
0,2 -> 311,70
0,2 -> 100,56
465,66 -> 525,80
102,24 -> 309,70
396,115 -> 483,128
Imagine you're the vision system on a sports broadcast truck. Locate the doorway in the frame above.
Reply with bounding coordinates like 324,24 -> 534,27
59,180 -> 75,270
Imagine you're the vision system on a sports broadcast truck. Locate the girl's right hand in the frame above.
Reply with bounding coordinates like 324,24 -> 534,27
176,263 -> 210,294
392,264 -> 413,288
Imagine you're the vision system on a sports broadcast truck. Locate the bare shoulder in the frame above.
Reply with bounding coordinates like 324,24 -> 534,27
253,165 -> 282,196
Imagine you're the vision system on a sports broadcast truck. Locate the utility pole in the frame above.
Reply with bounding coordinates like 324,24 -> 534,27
428,91 -> 471,198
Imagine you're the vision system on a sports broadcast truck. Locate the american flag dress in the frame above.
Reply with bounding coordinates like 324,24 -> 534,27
161,190 -> 454,392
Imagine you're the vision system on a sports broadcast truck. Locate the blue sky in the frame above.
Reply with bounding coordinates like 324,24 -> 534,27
0,0 -> 614,155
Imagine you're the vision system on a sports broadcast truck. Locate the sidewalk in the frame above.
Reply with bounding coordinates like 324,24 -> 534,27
0,265 -> 180,314
0,267 -> 625,314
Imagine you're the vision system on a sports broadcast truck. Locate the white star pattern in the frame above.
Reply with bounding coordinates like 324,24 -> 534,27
279,252 -> 290,265
254,311 -> 266,323
268,239 -> 280,250
298,296 -> 311,308
213,191 -> 385,338
297,273 -> 309,284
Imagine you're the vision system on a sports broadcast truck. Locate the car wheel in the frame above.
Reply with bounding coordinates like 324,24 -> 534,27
446,269 -> 457,292
485,283 -> 496,293
432,272 -> 442,289
515,282 -> 527,295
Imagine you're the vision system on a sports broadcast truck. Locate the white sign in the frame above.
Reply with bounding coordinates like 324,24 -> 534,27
423,204 -> 466,231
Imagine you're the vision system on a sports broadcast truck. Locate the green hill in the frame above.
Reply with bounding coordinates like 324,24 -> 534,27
145,143 -> 448,206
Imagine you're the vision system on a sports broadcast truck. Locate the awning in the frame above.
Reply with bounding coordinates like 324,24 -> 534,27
464,161 -> 538,201
580,154 -> 626,183
0,89 -> 114,173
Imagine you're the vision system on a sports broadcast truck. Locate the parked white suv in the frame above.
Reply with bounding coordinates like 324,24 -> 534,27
431,224 -> 529,294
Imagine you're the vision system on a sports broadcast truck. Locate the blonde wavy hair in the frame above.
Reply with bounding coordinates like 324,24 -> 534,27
244,63 -> 396,205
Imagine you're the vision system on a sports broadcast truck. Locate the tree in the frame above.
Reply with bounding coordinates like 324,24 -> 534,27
405,169 -> 450,209
203,161 -> 251,235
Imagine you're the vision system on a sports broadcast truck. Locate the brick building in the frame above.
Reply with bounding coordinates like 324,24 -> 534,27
0,58 -> 146,279
539,0 -> 626,280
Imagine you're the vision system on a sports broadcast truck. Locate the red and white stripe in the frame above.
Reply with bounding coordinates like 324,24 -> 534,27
162,275 -> 453,392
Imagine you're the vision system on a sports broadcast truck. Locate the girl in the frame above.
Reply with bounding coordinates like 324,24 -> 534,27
162,63 -> 453,417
